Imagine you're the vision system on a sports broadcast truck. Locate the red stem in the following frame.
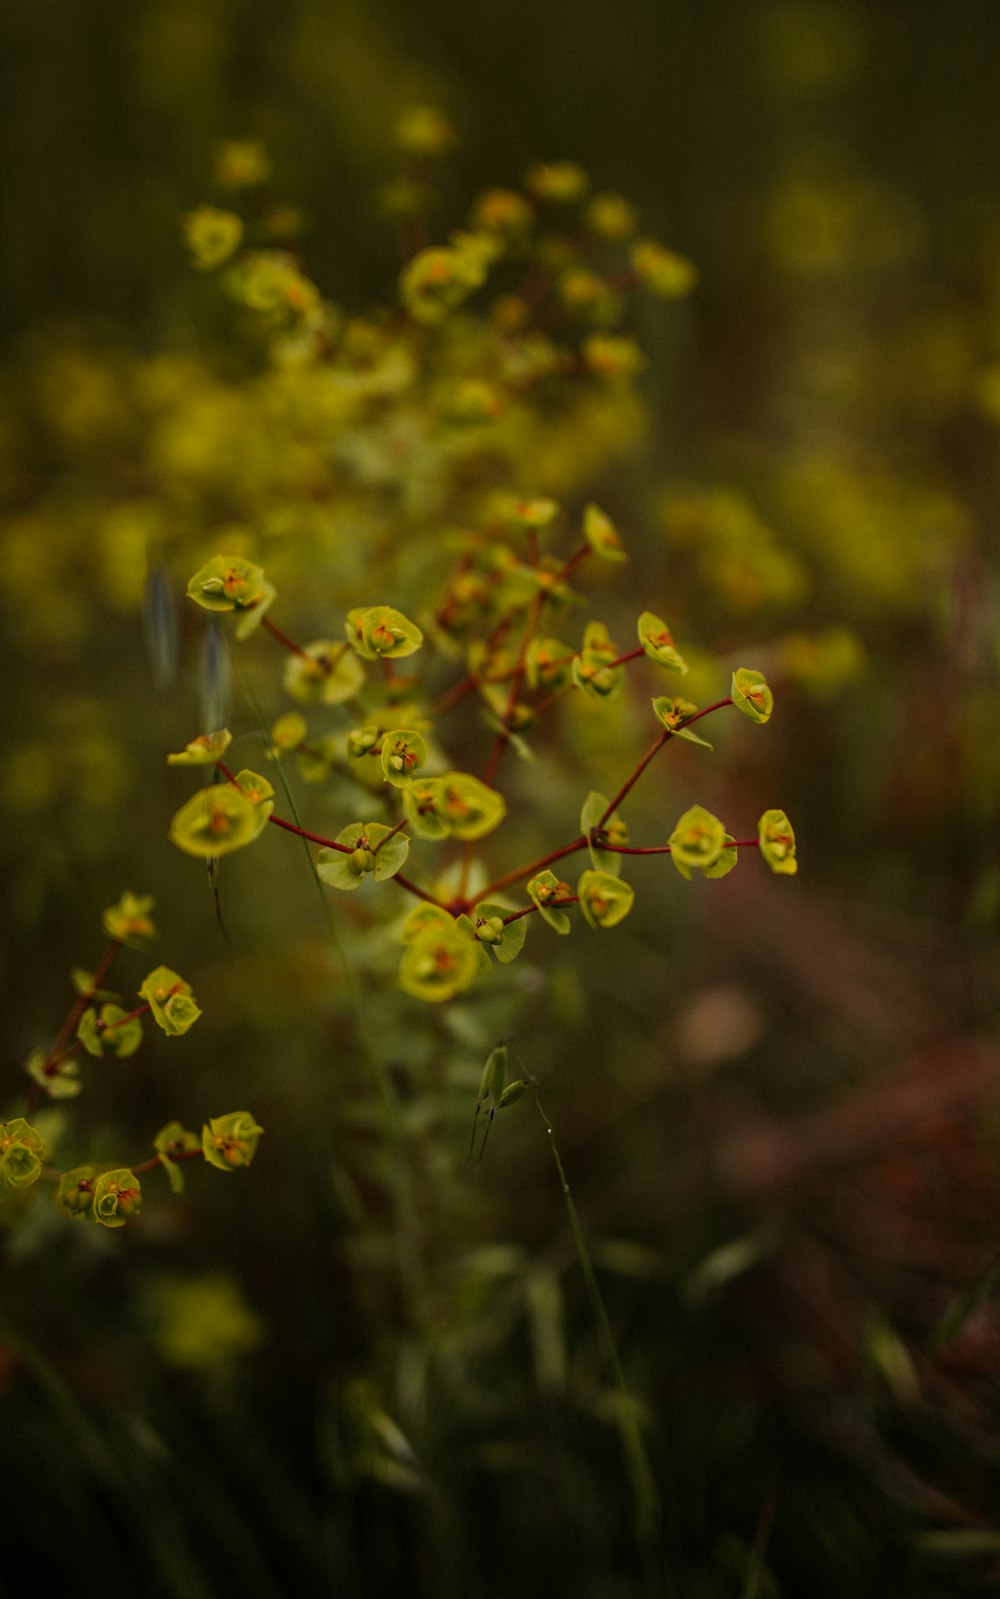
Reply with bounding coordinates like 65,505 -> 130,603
561,544 -> 591,579
597,731 -> 669,826
482,589 -> 547,787
501,896 -> 578,926
261,614 -> 310,660
218,762 -> 449,906
261,616 -> 350,677
130,1147 -> 206,1178
475,836 -> 589,903
597,698 -> 733,827
266,813 -> 353,853
392,873 -> 449,909
372,816 -> 409,856
605,645 -> 646,671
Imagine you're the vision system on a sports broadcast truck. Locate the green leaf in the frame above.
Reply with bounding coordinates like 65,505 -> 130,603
316,823 -> 409,889
270,711 -> 307,752
637,611 -> 687,672
71,966 -> 119,999
77,1007 -> 105,1058
400,904 -> 456,943
345,605 -> 423,660
0,1119 -> 47,1190
102,891 -> 157,948
580,791 -> 628,875
57,1165 -> 96,1217
630,239 -> 697,297
91,1168 -> 142,1228
577,870 -> 635,929
139,967 -> 201,1036
183,206 -> 244,270
283,640 -> 365,705
731,667 -> 774,724
436,773 -> 507,841
455,915 -> 494,976
371,826 -> 410,882
159,1153 -> 186,1195
166,728 -> 233,766
473,901 -> 528,964
651,696 -> 712,748
402,779 -> 452,840
202,1111 -> 264,1171
98,1004 -> 143,1058
572,622 -> 624,700
234,579 -> 277,639
296,735 -> 340,784
703,835 -> 738,879
187,554 -> 269,613
26,1047 -> 81,1099
233,769 -> 275,838
154,1120 -> 201,1156
583,502 -> 627,562
526,637 -> 574,691
758,808 -> 797,875
379,728 -> 428,788
668,805 -> 727,879
398,923 -> 482,1002
169,784 -> 262,858
526,870 -> 573,934
572,651 -> 625,700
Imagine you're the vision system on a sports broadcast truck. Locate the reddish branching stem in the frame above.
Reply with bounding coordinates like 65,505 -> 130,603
130,1147 -> 206,1179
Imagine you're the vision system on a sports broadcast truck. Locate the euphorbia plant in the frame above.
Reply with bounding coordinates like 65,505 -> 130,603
170,523 -> 796,1010
11,890 -> 263,1230
9,118 -> 799,1244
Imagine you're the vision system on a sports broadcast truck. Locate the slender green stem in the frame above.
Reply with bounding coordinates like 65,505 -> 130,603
532,1083 -> 660,1546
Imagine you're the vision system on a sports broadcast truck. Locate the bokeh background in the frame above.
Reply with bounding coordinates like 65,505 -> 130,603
3,2 -> 1000,1595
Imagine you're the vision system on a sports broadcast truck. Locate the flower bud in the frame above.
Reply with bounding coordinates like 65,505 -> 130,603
0,1118 -> 46,1190
91,1169 -> 142,1229
201,1112 -> 264,1172
57,1165 -> 96,1217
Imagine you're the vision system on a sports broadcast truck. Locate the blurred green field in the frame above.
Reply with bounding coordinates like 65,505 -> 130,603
3,4 -> 1000,1595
